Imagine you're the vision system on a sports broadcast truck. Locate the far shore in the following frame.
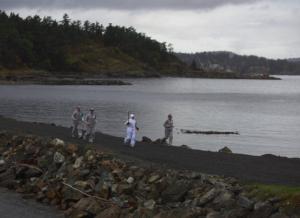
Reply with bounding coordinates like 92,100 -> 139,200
0,74 -> 280,85
0,68 -> 281,85
0,77 -> 132,85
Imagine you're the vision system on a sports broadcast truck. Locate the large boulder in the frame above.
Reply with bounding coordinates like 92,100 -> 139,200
249,201 -> 276,218
195,188 -> 220,206
161,180 -> 191,203
212,190 -> 235,209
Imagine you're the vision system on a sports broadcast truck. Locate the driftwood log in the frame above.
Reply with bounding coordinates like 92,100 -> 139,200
180,129 -> 239,135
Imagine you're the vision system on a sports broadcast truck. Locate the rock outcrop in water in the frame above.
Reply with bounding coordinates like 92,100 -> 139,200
181,129 -> 239,135
0,132 -> 297,218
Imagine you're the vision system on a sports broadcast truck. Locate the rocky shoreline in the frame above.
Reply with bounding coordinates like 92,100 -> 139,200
0,69 -> 280,85
0,132 -> 299,218
0,115 -> 300,186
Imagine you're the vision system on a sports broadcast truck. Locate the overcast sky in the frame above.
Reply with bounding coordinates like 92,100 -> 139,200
2,0 -> 300,59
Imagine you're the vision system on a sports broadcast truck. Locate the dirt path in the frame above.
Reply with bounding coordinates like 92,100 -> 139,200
1,116 -> 300,186
0,188 -> 63,218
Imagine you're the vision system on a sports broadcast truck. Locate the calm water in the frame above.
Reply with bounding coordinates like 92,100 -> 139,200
0,76 -> 299,157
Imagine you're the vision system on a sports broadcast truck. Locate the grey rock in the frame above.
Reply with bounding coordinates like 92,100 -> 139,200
50,138 -> 65,147
161,180 -> 190,203
206,211 -> 222,218
73,156 -> 83,169
213,190 -> 235,209
249,202 -> 276,218
254,201 -> 268,210
148,175 -> 160,183
53,152 -> 65,164
237,195 -> 254,209
224,208 -> 250,218
0,159 -> 5,166
144,199 -> 156,210
126,177 -> 134,184
197,188 -> 220,206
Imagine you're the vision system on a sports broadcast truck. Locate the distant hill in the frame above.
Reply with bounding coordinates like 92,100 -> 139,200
176,51 -> 300,75
0,11 -> 188,78
288,58 -> 300,63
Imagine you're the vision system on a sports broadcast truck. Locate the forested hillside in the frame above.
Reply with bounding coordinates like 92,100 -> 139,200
0,11 -> 186,77
177,52 -> 300,75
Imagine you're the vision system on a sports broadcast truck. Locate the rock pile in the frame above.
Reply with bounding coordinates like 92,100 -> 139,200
0,131 -> 295,218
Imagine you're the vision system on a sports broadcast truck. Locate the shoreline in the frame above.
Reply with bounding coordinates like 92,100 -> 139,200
0,78 -> 132,85
0,115 -> 299,186
0,70 -> 281,85
0,75 -> 280,85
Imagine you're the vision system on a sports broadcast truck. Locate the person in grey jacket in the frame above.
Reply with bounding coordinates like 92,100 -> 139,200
71,106 -> 82,138
163,114 -> 174,145
84,108 -> 97,143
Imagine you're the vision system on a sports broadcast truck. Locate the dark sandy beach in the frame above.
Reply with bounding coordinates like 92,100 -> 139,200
0,115 -> 299,186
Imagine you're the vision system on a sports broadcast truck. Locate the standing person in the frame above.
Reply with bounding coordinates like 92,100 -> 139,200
84,108 -> 97,143
163,114 -> 174,145
71,106 -> 82,138
77,110 -> 85,139
124,114 -> 139,147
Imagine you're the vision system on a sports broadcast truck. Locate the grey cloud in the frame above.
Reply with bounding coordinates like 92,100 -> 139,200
0,0 -> 261,10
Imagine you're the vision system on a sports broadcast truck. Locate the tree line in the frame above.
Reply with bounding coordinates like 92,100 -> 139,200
0,11 -> 176,72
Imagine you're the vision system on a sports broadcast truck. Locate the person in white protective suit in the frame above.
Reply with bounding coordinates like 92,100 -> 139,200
124,114 -> 139,147
84,108 -> 97,143
71,106 -> 83,138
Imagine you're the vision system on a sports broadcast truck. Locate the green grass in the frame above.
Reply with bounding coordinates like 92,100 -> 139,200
256,184 -> 300,195
66,43 -> 147,76
245,183 -> 300,214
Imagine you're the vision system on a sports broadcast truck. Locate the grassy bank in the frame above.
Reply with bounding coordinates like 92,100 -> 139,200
245,183 -> 300,215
